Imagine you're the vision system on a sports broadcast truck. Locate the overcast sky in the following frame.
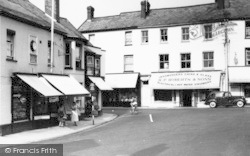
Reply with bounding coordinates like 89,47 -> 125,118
29,0 -> 215,28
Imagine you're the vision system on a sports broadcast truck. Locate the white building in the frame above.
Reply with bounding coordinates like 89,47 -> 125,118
79,0 -> 250,108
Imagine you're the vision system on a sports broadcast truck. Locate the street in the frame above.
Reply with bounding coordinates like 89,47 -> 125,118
36,107 -> 250,156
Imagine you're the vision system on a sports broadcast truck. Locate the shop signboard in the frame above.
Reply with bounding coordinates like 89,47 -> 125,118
151,71 -> 221,90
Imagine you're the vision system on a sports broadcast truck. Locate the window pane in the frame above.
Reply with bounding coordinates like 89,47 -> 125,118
204,53 -> 208,59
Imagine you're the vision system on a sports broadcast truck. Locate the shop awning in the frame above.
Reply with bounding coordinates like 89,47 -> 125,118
105,73 -> 139,88
88,77 -> 113,90
229,67 -> 250,83
42,74 -> 90,96
16,74 -> 63,97
150,71 -> 221,90
84,46 -> 103,54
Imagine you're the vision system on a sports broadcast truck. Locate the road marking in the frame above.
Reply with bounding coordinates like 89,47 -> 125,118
149,114 -> 154,122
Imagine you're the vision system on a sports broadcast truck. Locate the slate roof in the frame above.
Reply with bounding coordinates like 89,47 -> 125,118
78,0 -> 250,33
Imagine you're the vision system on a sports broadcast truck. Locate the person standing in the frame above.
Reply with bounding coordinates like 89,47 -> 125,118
71,102 -> 79,126
58,103 -> 66,127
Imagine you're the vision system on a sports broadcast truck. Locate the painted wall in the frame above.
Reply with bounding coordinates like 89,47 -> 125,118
0,16 -> 65,125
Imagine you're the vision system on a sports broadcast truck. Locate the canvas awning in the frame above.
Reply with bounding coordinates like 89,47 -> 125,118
42,74 -> 90,96
229,67 -> 250,83
105,73 -> 139,88
16,74 -> 63,97
150,71 -> 221,90
88,77 -> 113,91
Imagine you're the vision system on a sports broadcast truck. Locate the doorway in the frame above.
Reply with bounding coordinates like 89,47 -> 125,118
183,90 -> 192,107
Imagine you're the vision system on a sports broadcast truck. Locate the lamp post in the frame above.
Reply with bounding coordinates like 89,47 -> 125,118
90,83 -> 95,125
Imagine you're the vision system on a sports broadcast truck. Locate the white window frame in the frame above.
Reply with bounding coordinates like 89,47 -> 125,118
29,35 -> 38,64
87,55 -> 95,75
6,29 -> 15,60
203,51 -> 214,68
159,54 -> 169,70
181,53 -> 191,69
75,43 -> 82,69
141,30 -> 148,44
95,58 -> 100,76
246,21 -> 250,39
124,55 -> 133,72
204,24 -> 213,40
182,27 -> 189,41
160,29 -> 168,43
125,31 -> 132,45
246,48 -> 250,66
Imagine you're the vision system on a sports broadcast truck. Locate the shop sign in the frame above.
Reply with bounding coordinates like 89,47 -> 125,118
49,97 -> 59,103
155,72 -> 221,89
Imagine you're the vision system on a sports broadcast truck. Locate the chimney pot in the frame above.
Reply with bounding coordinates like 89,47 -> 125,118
141,1 -> 150,18
87,6 -> 95,20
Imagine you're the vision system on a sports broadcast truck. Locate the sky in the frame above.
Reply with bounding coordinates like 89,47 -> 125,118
29,0 -> 215,29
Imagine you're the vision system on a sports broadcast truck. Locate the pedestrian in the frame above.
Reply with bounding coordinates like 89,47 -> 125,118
71,102 -> 79,126
58,103 -> 66,127
130,96 -> 138,114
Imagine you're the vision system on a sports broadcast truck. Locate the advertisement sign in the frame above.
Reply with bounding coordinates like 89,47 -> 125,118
151,71 -> 221,90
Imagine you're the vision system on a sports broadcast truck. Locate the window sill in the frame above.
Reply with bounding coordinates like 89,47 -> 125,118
160,41 -> 168,44
202,67 -> 215,71
29,63 -> 37,66
203,38 -> 213,42
125,44 -> 133,46
124,70 -> 134,73
181,40 -> 190,43
141,42 -> 148,45
64,67 -> 73,70
47,64 -> 55,67
76,68 -> 85,71
180,68 -> 192,71
158,68 -> 170,72
6,58 -> 17,62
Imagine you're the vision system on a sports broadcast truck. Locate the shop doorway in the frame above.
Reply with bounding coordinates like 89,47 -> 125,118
183,90 -> 192,107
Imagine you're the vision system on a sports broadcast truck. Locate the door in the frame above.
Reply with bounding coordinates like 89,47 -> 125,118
183,90 -> 192,107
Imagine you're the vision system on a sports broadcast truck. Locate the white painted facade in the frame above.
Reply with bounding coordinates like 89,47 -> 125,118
82,20 -> 250,107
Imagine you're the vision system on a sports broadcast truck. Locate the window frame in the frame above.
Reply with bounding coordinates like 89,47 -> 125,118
95,58 -> 101,76
141,30 -> 149,44
181,53 -> 191,69
182,27 -> 190,41
65,42 -> 72,68
125,31 -> 132,46
246,48 -> 250,66
86,55 -> 95,75
203,51 -> 214,68
204,24 -> 213,40
245,21 -> 250,39
75,43 -> 82,70
6,29 -> 16,60
124,55 -> 134,72
160,29 -> 168,43
159,54 -> 169,70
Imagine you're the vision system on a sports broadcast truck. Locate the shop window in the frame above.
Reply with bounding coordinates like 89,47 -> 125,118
95,58 -> 100,76
65,42 -> 71,68
203,52 -> 214,68
29,35 -> 38,64
181,53 -> 191,69
160,29 -> 168,43
87,55 -> 94,75
154,90 -> 172,101
125,31 -> 132,45
141,30 -> 148,44
246,48 -> 250,66
204,25 -> 212,40
12,79 -> 30,121
75,43 -> 82,70
6,29 -> 15,60
246,21 -> 250,39
124,55 -> 133,72
182,27 -> 189,41
159,54 -> 169,69
33,93 -> 48,116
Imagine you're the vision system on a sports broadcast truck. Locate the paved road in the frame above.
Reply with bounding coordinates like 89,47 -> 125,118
37,107 -> 250,156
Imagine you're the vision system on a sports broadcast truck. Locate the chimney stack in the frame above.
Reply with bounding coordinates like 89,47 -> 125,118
87,6 -> 95,21
216,0 -> 230,9
141,0 -> 150,18
45,0 -> 60,22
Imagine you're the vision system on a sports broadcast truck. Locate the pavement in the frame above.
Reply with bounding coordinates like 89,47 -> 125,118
0,113 -> 117,144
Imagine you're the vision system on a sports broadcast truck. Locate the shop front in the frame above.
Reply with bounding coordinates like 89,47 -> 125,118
86,76 -> 113,113
103,73 -> 141,107
1,73 -> 89,136
229,67 -> 250,104
149,71 -> 222,108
